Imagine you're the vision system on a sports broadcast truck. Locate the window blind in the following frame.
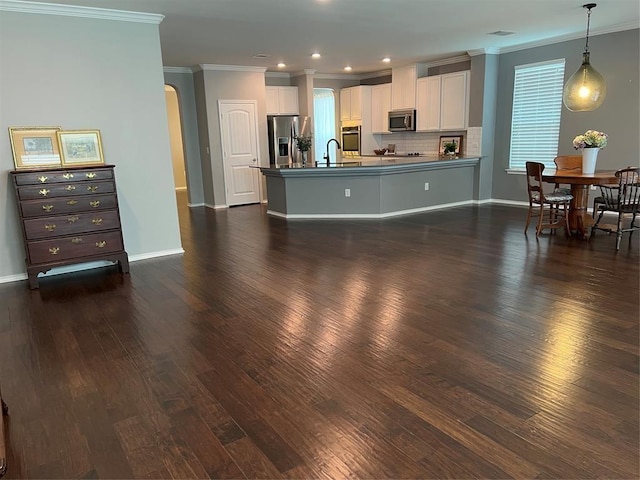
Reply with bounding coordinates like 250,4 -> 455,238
509,60 -> 565,170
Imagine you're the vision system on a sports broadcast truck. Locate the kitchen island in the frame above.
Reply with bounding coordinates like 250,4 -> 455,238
259,155 -> 483,218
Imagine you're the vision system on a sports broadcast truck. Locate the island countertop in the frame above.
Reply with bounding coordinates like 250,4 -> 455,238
260,155 -> 481,177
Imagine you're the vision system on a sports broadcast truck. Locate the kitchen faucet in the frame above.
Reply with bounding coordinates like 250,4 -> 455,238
324,138 -> 341,166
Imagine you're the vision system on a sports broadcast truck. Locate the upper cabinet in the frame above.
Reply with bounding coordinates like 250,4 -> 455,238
265,86 -> 299,115
392,65 -> 417,110
340,86 -> 363,122
371,83 -> 392,133
416,71 -> 469,131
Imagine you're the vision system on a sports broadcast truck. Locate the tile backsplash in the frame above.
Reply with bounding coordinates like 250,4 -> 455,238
373,130 -> 469,155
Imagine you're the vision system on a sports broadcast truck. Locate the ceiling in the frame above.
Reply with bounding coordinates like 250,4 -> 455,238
22,0 -> 640,75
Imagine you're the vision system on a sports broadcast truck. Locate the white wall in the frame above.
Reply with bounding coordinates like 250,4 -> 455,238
0,6 -> 183,281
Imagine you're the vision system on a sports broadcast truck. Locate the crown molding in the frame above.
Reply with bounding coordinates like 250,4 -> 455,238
197,64 -> 267,73
468,48 -> 500,56
498,22 -> 639,54
163,66 -> 193,74
313,73 -> 361,80
0,0 -> 164,23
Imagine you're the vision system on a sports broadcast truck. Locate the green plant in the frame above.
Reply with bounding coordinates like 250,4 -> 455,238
293,134 -> 312,152
443,141 -> 457,154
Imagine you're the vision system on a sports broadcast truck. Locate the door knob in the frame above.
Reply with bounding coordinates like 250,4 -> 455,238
252,158 -> 257,162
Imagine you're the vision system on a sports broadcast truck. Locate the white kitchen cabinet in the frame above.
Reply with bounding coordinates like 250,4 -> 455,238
371,83 -> 392,133
340,86 -> 363,121
265,86 -> 299,115
391,65 -> 417,110
416,71 -> 469,131
416,76 -> 440,131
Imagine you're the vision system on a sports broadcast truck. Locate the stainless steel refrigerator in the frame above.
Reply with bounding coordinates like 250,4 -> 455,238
267,115 -> 310,166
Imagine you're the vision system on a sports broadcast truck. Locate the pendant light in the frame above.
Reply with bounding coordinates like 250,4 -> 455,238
563,3 -> 606,111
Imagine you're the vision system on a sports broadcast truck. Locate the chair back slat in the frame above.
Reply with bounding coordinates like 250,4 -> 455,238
617,167 -> 640,212
526,161 -> 544,201
554,155 -> 582,171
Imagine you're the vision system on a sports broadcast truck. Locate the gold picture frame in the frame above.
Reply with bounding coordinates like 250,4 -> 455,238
8,126 -> 63,170
58,130 -> 105,166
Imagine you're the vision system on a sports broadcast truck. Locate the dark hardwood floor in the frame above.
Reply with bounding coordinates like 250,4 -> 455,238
0,193 -> 638,479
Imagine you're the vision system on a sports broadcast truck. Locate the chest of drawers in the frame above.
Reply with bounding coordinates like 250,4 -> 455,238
10,165 -> 129,289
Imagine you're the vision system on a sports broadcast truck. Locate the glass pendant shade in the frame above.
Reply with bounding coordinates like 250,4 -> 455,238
563,52 -> 607,111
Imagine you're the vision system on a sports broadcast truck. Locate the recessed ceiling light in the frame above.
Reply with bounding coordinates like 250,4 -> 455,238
277,62 -> 286,68
382,57 -> 391,63
311,52 -> 321,59
252,53 -> 271,58
489,31 -> 515,36
344,66 -> 352,71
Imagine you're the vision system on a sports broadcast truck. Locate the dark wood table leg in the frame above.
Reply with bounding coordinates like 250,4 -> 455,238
570,184 -> 592,239
0,385 -> 6,478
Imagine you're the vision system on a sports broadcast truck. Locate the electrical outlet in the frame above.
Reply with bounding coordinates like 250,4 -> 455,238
424,182 -> 430,191
345,188 -> 351,197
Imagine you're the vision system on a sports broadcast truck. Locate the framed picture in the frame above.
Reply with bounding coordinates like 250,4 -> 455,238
8,126 -> 62,169
58,130 -> 105,166
439,135 -> 463,155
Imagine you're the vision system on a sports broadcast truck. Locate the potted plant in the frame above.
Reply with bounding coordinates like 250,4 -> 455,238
443,141 -> 457,155
572,130 -> 607,174
293,134 -> 312,165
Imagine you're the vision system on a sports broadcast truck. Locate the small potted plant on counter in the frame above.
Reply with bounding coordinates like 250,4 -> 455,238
443,141 -> 458,156
293,134 -> 312,165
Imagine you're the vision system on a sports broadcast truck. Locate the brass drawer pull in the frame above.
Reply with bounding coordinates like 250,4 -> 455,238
67,216 -> 79,223
49,247 -> 60,255
67,200 -> 78,206
92,218 -> 103,225
38,176 -> 48,183
62,173 -> 75,179
90,200 -> 100,208
42,204 -> 54,212
39,189 -> 50,196
71,237 -> 84,244
44,224 -> 56,232
86,173 -> 97,179
87,185 -> 98,192
95,241 -> 107,248
65,185 -> 76,191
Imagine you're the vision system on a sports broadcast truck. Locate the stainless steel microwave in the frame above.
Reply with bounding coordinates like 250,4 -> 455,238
388,109 -> 416,131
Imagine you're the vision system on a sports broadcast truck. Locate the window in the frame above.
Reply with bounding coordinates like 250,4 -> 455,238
509,59 -> 565,170
313,88 -> 336,166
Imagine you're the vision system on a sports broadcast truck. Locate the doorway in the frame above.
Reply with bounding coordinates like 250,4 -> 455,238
164,85 -> 187,194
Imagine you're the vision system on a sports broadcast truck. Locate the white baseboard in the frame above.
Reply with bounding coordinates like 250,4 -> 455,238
205,203 -> 228,210
187,202 -> 205,208
0,248 -> 185,285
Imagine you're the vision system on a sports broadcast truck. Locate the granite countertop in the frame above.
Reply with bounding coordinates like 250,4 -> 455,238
267,154 -> 478,169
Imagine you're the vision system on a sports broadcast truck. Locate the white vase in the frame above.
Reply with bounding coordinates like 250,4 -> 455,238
582,147 -> 599,174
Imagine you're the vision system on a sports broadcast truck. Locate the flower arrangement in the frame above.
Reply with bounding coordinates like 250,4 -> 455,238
293,134 -> 312,152
443,141 -> 457,154
573,130 -> 608,149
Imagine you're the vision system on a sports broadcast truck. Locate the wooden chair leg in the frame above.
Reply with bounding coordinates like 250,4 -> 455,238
563,203 -> 571,236
536,204 -> 545,236
524,204 -> 533,233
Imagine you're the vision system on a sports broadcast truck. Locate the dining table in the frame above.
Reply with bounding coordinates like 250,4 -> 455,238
542,169 -> 618,239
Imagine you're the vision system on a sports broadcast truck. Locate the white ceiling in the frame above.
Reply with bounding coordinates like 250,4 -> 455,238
21,0 -> 640,75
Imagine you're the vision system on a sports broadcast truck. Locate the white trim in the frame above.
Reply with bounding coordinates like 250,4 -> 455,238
268,200 -> 477,219
290,69 -> 316,77
490,199 -> 529,207
506,169 -> 526,175
468,48 -> 500,56
197,64 -> 267,73
0,0 -> 164,23
164,66 -> 192,74
188,202 -> 205,208
499,23 -> 638,55
129,248 -> 184,262
0,272 -> 28,284
514,58 -> 565,70
313,73 -> 361,80
205,203 -> 228,210
359,69 -> 392,80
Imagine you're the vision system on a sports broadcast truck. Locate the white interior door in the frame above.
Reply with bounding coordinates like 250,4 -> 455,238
219,100 -> 260,206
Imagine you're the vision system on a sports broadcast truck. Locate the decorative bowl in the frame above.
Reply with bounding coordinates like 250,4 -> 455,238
374,148 -> 387,155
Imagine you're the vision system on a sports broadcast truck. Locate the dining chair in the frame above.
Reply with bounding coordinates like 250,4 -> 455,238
590,167 -> 640,250
524,161 -> 573,236
553,155 -> 582,194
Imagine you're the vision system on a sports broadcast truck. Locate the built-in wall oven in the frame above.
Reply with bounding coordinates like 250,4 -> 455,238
341,125 -> 361,156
